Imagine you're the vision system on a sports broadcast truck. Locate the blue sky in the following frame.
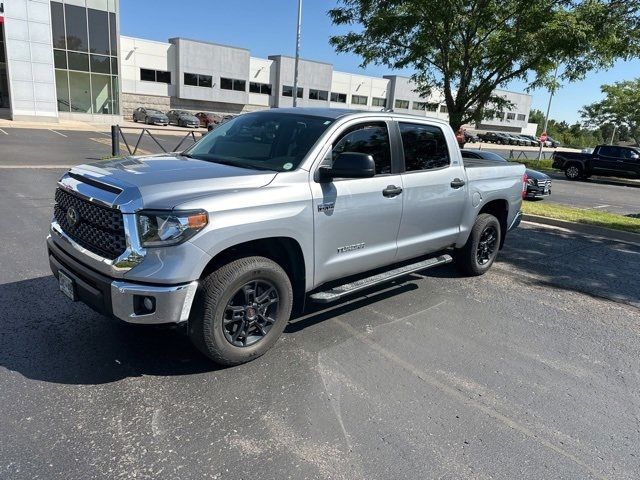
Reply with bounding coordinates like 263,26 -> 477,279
120,0 -> 639,125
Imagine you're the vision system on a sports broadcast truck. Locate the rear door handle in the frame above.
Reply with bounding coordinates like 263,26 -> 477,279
450,178 -> 466,189
382,185 -> 403,197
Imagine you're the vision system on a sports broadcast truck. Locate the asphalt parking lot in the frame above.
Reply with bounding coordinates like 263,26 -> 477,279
0,167 -> 639,479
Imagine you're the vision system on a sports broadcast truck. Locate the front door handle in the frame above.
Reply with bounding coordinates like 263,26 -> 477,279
383,185 -> 403,197
450,178 -> 466,189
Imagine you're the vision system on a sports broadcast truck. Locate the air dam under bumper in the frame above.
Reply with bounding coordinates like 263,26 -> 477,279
48,236 -> 198,325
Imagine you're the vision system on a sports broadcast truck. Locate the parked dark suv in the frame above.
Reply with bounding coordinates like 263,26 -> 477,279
132,107 -> 168,126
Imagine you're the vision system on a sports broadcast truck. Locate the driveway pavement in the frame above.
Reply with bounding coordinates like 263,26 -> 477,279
1,167 -> 639,479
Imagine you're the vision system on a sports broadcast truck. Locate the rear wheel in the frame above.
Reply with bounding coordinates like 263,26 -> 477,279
564,163 -> 582,180
189,256 -> 293,366
455,213 -> 501,276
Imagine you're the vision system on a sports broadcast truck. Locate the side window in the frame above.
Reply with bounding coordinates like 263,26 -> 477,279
331,122 -> 391,175
599,146 -> 618,157
621,148 -> 639,160
399,122 -> 450,172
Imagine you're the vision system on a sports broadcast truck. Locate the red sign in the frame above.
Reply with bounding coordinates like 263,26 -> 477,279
540,132 -> 548,142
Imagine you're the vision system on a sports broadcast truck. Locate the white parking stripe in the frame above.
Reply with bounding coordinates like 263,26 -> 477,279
0,128 -> 8,135
94,131 -> 110,136
48,129 -> 67,137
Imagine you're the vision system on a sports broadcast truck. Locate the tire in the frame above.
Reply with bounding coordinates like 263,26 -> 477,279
564,163 -> 582,180
133,116 -> 138,123
188,256 -> 293,366
454,213 -> 501,276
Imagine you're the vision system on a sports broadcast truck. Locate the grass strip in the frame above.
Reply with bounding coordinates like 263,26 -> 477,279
522,201 -> 640,234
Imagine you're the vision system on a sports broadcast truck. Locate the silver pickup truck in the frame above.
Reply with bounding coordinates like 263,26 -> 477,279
47,109 -> 525,365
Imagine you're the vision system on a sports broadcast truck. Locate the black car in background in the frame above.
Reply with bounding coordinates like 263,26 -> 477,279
132,107 -> 168,126
462,149 -> 552,198
552,144 -> 640,180
167,110 -> 200,128
478,131 -> 511,144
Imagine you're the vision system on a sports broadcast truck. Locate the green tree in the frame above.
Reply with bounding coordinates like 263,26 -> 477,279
329,0 -> 640,131
581,79 -> 640,146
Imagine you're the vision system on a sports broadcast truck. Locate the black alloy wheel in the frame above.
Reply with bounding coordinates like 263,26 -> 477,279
223,280 -> 280,347
476,225 -> 498,265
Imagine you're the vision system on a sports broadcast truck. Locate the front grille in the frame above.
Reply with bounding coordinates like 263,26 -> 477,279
537,180 -> 551,188
54,188 -> 126,260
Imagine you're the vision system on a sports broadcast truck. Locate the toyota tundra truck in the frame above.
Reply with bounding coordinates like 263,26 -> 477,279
47,109 -> 525,365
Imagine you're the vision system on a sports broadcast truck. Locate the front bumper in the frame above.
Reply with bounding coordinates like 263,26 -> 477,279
526,184 -> 551,197
48,236 -> 198,325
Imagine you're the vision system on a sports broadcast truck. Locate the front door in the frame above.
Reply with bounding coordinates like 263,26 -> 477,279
311,121 -> 403,287
395,121 -> 467,261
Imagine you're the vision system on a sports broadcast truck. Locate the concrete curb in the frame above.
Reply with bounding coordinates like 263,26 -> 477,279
523,214 -> 640,246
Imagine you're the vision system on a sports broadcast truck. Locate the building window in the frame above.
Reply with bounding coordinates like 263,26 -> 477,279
184,73 -> 212,87
517,113 -> 526,121
309,89 -> 329,101
330,92 -> 347,103
51,1 -> 119,115
351,94 -> 368,105
141,69 -> 171,84
395,99 -> 409,109
283,85 -> 303,98
372,97 -> 386,107
221,77 -> 246,91
250,82 -> 272,95
507,112 -> 516,120
439,105 -> 448,113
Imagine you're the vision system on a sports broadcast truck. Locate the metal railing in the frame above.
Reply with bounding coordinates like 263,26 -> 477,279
110,125 -> 203,157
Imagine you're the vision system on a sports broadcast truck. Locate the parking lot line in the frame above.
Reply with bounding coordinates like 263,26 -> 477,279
48,129 -> 67,137
0,128 -> 8,135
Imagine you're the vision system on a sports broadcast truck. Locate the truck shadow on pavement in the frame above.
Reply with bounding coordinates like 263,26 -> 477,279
0,275 -> 217,385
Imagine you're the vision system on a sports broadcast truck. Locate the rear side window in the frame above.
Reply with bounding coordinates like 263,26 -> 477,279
332,122 -> 391,175
599,146 -> 619,157
399,123 -> 450,171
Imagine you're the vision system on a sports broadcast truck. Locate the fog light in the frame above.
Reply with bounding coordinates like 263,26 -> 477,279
143,297 -> 154,311
133,295 -> 156,315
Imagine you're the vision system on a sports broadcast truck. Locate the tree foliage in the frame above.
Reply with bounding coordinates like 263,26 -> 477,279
581,79 -> 640,146
329,0 -> 640,130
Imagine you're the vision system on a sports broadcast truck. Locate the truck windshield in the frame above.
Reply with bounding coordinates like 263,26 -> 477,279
183,111 -> 334,172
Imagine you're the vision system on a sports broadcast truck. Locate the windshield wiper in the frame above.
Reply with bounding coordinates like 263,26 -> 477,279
207,158 -> 275,171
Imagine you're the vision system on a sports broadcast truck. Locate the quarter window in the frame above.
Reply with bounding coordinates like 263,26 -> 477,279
399,122 -> 450,171
332,123 -> 391,175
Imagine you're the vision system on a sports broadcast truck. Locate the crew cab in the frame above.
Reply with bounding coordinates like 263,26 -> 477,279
47,109 -> 525,365
552,144 -> 640,180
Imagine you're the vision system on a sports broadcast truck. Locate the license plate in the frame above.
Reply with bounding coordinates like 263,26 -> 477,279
58,270 -> 77,301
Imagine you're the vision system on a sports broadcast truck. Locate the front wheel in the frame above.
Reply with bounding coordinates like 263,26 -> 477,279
189,256 -> 293,366
455,213 -> 501,276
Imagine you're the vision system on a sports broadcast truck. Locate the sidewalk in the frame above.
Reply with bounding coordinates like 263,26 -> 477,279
0,118 -> 206,136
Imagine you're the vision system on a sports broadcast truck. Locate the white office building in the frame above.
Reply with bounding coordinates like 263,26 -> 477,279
0,0 -> 536,133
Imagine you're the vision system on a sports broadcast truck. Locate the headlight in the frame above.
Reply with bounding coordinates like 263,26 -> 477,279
137,210 -> 208,247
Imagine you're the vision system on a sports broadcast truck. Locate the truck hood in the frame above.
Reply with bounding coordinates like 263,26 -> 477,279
71,154 -> 277,210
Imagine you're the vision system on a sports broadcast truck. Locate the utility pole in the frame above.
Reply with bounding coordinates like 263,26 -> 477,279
292,0 -> 302,107
537,64 -> 559,161
609,124 -> 617,145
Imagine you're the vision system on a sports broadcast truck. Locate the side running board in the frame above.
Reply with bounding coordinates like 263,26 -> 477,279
309,254 -> 453,303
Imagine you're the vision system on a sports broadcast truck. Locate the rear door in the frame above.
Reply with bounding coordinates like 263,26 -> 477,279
619,148 -> 640,176
311,121 -> 403,286
592,146 -> 623,174
395,121 -> 467,262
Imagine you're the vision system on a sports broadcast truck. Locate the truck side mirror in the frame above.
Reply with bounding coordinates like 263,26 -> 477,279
318,152 -> 376,182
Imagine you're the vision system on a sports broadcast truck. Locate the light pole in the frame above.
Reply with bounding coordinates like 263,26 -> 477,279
537,64 -> 559,160
609,124 -> 617,144
292,0 -> 302,107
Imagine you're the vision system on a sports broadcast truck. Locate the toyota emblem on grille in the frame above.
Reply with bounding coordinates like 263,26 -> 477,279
66,206 -> 80,227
